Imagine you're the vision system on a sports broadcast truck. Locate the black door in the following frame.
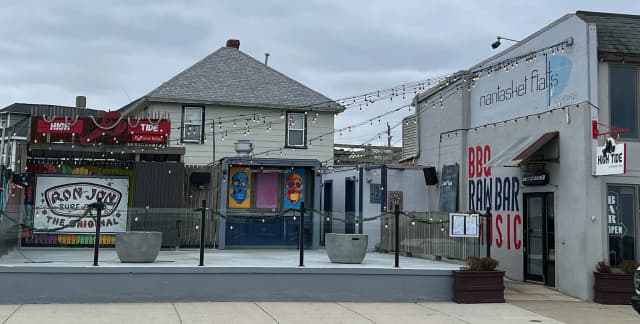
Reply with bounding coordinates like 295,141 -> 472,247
345,179 -> 356,234
524,192 -> 555,286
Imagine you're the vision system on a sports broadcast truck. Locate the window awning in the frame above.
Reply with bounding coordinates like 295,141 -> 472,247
485,131 -> 559,168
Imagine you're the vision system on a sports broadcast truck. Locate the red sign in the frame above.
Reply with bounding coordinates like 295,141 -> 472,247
36,119 -> 84,134
128,120 -> 171,135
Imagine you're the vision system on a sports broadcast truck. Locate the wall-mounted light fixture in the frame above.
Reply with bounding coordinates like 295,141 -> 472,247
491,36 -> 520,49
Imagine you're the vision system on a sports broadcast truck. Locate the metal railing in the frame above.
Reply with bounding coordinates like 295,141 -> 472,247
379,210 -> 483,261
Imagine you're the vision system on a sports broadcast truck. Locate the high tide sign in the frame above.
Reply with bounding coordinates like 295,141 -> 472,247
595,143 -> 626,176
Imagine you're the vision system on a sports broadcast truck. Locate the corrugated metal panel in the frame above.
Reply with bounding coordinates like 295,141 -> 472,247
402,115 -> 418,159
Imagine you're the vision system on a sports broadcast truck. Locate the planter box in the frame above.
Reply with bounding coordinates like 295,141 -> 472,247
116,231 -> 162,263
593,272 -> 634,305
453,270 -> 505,303
325,233 -> 368,264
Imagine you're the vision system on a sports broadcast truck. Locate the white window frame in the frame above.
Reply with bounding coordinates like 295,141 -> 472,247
182,105 -> 204,143
286,112 -> 306,148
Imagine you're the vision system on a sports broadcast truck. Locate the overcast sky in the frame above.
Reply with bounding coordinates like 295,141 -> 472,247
1,1 -> 638,146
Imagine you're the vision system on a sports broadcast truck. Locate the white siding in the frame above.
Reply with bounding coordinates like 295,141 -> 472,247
147,103 -> 335,165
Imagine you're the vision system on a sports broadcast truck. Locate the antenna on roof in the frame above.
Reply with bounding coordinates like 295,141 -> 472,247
264,53 -> 270,65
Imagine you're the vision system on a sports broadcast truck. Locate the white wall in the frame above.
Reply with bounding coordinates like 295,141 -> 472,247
323,167 -> 430,252
387,167 -> 429,213
416,88 -> 469,212
322,168 -> 351,235
361,167 -> 382,251
147,102 -> 335,166
414,14 -> 607,300
470,15 -> 591,127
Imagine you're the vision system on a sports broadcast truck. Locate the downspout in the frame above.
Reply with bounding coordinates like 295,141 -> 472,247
411,97 -> 422,163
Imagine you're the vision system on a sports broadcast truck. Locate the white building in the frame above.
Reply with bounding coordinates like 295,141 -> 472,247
406,11 -> 640,300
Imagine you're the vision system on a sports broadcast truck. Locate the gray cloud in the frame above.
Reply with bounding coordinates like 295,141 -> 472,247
0,0 -> 637,144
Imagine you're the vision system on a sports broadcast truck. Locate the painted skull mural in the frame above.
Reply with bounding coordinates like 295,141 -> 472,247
228,167 -> 251,208
284,169 -> 305,208
231,171 -> 249,203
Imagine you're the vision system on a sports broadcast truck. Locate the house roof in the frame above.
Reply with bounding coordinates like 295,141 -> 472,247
0,103 -> 105,137
577,11 -> 640,56
130,46 -> 342,113
1,103 -> 104,118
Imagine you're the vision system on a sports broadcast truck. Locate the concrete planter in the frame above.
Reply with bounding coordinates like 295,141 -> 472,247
325,233 -> 368,264
116,231 -> 162,263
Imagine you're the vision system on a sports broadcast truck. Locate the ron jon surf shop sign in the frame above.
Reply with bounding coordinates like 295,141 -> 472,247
34,176 -> 129,232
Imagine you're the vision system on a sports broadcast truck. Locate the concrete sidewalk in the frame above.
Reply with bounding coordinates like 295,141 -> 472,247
1,301 -> 639,323
0,302 -> 563,324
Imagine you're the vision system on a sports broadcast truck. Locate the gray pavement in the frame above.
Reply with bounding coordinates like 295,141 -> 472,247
2,301 -> 638,324
0,248 -> 461,270
0,302 -> 562,324
2,250 -> 640,323
1,280 -> 640,324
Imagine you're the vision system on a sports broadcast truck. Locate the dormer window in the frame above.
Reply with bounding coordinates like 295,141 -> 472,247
182,105 -> 204,143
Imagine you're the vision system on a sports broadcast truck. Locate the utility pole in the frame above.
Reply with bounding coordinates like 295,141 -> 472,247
387,122 -> 391,147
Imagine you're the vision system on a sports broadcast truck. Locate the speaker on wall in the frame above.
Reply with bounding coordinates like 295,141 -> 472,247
423,167 -> 438,185
190,172 -> 211,187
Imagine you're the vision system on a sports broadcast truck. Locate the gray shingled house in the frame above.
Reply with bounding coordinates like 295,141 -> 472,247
120,39 -> 343,166
117,39 -> 344,248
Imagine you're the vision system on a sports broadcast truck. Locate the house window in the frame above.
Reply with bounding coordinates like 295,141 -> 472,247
286,112 -> 306,147
610,65 -> 638,139
182,106 -> 204,143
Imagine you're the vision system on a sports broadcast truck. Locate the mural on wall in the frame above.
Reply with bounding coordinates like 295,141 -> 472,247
283,168 -> 305,209
468,145 -> 522,251
471,54 -> 576,128
469,20 -> 591,128
229,166 -> 251,208
33,176 -> 129,233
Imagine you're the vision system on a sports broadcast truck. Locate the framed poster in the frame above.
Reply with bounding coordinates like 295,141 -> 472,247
387,191 -> 403,211
449,213 -> 479,237
283,168 -> 305,209
33,175 -> 129,233
228,166 -> 251,208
